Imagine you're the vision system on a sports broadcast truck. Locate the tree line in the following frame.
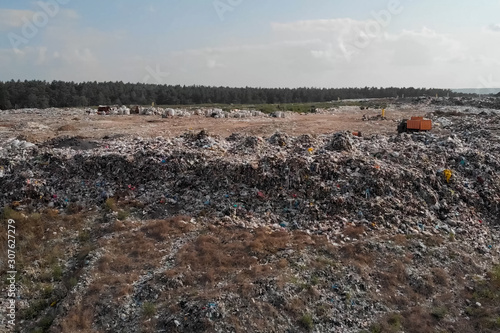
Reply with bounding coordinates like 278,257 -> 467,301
0,80 -> 462,109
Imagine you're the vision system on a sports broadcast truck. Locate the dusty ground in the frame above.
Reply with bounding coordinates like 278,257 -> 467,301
0,106 -> 435,142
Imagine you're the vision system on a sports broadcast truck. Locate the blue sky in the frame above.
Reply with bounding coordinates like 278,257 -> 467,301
1,0 -> 500,88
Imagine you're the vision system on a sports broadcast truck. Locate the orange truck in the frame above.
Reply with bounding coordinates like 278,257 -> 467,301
398,116 -> 432,133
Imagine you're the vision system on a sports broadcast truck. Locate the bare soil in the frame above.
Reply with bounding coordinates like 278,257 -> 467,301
0,106 -> 435,143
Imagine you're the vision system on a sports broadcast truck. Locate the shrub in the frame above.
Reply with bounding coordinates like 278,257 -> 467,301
299,313 -> 313,331
143,302 -> 156,318
141,216 -> 194,242
343,225 -> 365,238
490,265 -> 500,284
59,305 -> 93,331
2,206 -> 23,220
369,323 -> 383,333
370,313 -> 404,333
117,210 -> 130,221
52,265 -> 63,281
38,314 -> 55,331
41,285 -> 53,299
387,313 -> 402,328
104,198 -> 117,212
22,299 -> 48,320
430,306 -> 447,320
432,267 -> 449,286
66,202 -> 83,214
78,230 -> 90,243
68,277 -> 78,289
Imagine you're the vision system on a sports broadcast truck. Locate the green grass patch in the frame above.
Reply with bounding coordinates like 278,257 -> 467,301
22,299 -> 48,320
431,306 -> 447,320
299,313 -> 313,331
104,198 -> 117,212
78,229 -> 90,243
117,210 -> 130,221
68,277 -> 78,289
142,302 -> 156,318
52,265 -> 63,281
2,206 -> 23,220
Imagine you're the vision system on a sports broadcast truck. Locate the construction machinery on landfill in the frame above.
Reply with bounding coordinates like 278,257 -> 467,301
397,116 -> 432,133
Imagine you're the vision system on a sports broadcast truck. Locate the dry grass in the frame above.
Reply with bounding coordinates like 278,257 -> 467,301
343,225 -> 365,238
401,307 -> 436,333
285,298 -> 306,316
375,260 -> 408,292
431,267 -> 449,286
412,274 -> 435,297
176,232 -> 258,286
370,313 -> 403,333
89,229 -> 161,301
97,254 -> 134,274
171,226 -> 320,289
455,265 -> 500,332
57,124 -> 77,131
277,258 -> 289,269
140,216 -> 193,242
75,217 -> 193,321
393,234 -> 408,246
1,208 -> 87,281
369,307 -> 441,333
12,207 -> 493,333
247,229 -> 290,254
59,304 -> 95,332
339,243 -> 375,265
421,234 -> 445,247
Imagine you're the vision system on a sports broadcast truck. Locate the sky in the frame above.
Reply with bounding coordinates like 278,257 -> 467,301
1,0 -> 500,89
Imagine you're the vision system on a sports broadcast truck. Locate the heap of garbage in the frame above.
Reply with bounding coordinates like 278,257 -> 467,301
2,107 -> 500,333
406,96 -> 500,109
1,110 -> 499,240
89,106 -> 273,118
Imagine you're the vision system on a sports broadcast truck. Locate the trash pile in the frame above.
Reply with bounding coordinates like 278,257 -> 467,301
204,108 -> 268,119
2,108 -> 500,333
1,111 -> 499,238
314,107 -> 337,114
91,106 -> 272,118
430,96 -> 500,109
402,96 -> 500,111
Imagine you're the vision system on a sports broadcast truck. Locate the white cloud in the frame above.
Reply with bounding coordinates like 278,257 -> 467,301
2,12 -> 500,88
486,23 -> 500,32
272,18 -> 361,33
0,9 -> 35,31
36,46 -> 47,64
0,5 -> 78,32
59,8 -> 79,20
161,18 -> 500,88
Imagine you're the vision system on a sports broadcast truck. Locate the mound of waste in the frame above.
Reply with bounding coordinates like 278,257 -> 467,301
1,111 -> 499,238
2,110 -> 500,333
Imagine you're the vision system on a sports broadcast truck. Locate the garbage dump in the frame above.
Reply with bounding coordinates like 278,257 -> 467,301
401,95 -> 500,110
1,104 -> 500,333
93,105 -> 271,118
1,111 -> 499,233
430,96 -> 500,109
